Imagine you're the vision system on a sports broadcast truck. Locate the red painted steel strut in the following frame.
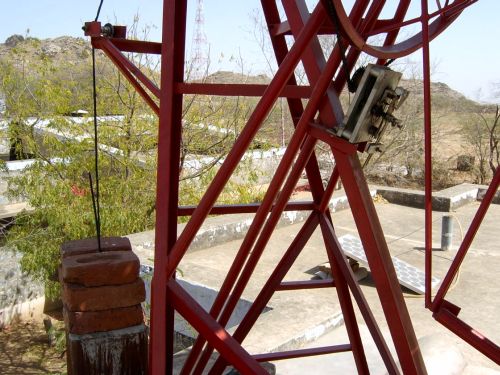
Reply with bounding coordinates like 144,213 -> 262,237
83,1 -> 497,374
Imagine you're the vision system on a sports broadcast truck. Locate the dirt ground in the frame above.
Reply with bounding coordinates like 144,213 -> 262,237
0,321 -> 66,375
0,319 -> 193,374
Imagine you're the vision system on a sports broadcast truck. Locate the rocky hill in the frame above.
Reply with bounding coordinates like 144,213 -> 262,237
400,79 -> 483,113
0,34 -> 91,64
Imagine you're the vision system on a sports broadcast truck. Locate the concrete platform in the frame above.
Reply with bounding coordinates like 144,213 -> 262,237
130,199 -> 499,374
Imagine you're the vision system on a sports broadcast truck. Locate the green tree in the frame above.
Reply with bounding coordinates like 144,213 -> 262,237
1,42 -> 158,296
0,31 -> 265,297
461,105 -> 499,184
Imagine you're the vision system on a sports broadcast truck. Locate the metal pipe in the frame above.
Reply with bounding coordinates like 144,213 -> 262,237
149,1 -> 187,373
441,215 -> 454,251
421,0 -> 434,310
253,344 -> 352,362
276,279 -> 335,291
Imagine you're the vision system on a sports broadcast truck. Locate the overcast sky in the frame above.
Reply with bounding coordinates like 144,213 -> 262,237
1,1 -> 498,102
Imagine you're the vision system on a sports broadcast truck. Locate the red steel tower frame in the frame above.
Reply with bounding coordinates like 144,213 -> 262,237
84,0 -> 499,373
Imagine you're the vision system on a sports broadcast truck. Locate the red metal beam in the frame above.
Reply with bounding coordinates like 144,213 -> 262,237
331,146 -> 426,374
190,137 -> 319,374
181,2 -> 350,369
168,280 -> 268,374
207,213 -> 321,374
178,7 -> 328,372
270,19 -> 340,37
107,38 -> 162,54
92,38 -> 160,115
176,82 -> 312,98
276,279 -> 335,291
329,0 -> 474,59
93,38 -> 161,98
253,344 -> 352,362
260,0 -> 329,210
421,0 -> 434,309
149,1 -> 187,373
177,201 -> 315,216
318,216 -> 370,374
283,0 -> 344,127
185,2 -> 394,371
376,0 -> 411,66
190,15 -> 361,366
367,1 -> 472,37
318,214 -> 399,373
434,303 -> 500,365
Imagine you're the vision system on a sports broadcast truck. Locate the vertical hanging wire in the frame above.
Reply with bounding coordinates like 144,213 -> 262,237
88,172 -> 100,249
90,0 -> 105,252
91,47 -> 102,252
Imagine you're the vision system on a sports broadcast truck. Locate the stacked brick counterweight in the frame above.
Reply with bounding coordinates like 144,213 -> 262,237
60,237 -> 148,375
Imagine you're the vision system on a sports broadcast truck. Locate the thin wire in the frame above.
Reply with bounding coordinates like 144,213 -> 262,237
94,0 -> 105,22
88,172 -> 101,252
91,50 -> 102,252
90,0 -> 104,251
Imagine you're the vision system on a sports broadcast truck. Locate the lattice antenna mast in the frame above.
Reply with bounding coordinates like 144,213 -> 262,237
190,0 -> 208,79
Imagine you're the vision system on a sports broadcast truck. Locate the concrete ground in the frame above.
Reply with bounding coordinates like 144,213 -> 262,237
172,199 -> 499,374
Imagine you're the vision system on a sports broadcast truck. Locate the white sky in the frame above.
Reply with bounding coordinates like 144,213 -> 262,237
1,1 -> 499,102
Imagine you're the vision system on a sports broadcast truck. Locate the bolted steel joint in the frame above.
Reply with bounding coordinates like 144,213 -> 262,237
82,21 -> 127,39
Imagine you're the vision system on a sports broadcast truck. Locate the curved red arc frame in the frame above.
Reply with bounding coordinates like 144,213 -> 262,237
368,0 -> 477,36
330,0 -> 475,58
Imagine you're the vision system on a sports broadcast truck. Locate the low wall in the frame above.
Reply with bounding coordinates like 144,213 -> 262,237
0,248 -> 44,327
376,183 -> 481,212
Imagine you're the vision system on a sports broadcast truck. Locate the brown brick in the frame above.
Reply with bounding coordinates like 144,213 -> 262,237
64,305 -> 144,334
61,237 -> 131,258
61,251 -> 139,287
63,278 -> 145,312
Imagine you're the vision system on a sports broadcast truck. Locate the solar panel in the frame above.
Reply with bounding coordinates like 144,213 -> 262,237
338,234 -> 440,294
